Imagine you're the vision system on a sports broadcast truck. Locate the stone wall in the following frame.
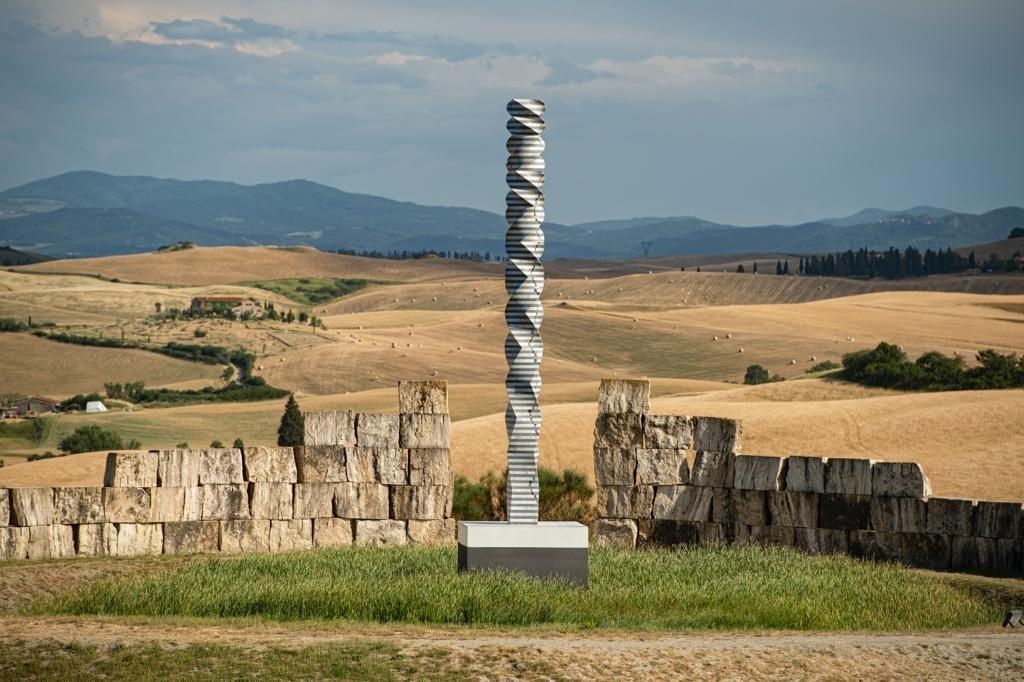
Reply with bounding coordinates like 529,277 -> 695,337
0,381 -> 455,561
592,379 -> 1024,576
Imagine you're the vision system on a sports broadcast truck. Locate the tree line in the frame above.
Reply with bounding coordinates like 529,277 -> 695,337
332,248 -> 502,262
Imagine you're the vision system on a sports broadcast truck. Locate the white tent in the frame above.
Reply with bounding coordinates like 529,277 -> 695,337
85,401 -> 108,413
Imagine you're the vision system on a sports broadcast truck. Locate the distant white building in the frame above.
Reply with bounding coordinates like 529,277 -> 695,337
85,401 -> 108,413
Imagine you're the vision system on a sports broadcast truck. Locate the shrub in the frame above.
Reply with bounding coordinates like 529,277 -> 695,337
58,424 -> 135,454
0,318 -> 27,332
277,395 -> 304,446
743,364 -> 771,385
810,360 -> 841,372
452,468 -> 595,524
841,342 -> 1024,391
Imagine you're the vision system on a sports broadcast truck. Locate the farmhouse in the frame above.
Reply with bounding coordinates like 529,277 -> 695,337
5,396 -> 60,417
190,295 -> 262,318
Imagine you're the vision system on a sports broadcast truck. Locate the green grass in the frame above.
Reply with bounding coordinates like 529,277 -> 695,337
30,545 -> 1018,630
248,278 -> 373,306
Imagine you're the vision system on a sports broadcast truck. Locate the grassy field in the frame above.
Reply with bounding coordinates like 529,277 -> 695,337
29,545 -> 1019,631
247,277 -> 374,306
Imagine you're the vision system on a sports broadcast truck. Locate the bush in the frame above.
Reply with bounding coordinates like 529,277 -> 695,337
58,424 -> 137,454
0,318 -> 27,332
743,364 -> 771,385
810,360 -> 841,373
452,468 -> 595,524
841,342 -> 1024,391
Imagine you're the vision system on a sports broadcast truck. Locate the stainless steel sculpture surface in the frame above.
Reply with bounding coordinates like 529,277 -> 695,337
504,98 -> 545,523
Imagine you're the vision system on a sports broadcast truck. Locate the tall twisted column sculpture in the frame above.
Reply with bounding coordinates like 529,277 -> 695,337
504,98 -> 545,524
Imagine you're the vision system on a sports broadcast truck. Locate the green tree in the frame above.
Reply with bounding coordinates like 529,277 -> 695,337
210,440 -> 224,448
744,364 -> 771,385
277,394 -> 305,446
233,437 -> 245,449
58,424 -> 129,454
1009,227 -> 1024,239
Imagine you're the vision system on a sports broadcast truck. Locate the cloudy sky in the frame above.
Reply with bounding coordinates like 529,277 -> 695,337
1,1 -> 1021,225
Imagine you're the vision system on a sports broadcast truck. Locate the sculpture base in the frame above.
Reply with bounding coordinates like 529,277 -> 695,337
457,521 -> 589,586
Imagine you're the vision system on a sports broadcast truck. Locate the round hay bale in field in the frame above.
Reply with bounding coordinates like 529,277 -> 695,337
391,342 -> 397,348
810,355 -> 817,361
726,333 -> 733,339
738,348 -> 744,353
713,336 -> 719,341
790,359 -> 797,365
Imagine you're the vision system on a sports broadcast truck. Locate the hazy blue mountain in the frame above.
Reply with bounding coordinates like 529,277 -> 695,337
820,206 -> 955,227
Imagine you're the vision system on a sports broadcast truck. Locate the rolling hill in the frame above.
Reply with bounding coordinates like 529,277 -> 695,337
0,246 -> 52,266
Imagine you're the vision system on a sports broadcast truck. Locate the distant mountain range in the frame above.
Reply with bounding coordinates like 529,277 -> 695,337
1,171 -> 1021,259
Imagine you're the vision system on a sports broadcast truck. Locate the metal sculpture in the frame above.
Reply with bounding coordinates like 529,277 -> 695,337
504,98 -> 545,524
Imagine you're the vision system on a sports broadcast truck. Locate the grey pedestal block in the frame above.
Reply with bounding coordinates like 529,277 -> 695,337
457,521 -> 589,586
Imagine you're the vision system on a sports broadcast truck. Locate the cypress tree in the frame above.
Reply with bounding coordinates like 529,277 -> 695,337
277,394 -> 305,446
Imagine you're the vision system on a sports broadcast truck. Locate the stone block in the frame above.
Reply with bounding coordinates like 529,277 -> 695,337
293,483 -> 335,519
103,451 -> 158,487
114,523 -> 163,557
637,520 -> 701,548
996,539 -> 1022,575
407,449 -> 450,485
733,455 -> 786,491
597,378 -> 650,414
270,519 -> 313,552
242,447 -> 297,483
398,380 -> 448,414
711,488 -> 733,524
635,448 -> 688,485
632,485 -> 655,518
49,525 -> 75,558
75,524 -> 112,557
295,446 -> 347,483
794,528 -> 848,555
199,448 -> 244,485
733,489 -> 769,526
593,518 -> 638,548
182,486 -> 204,521
103,487 -> 151,523
313,517 -> 354,548
700,522 -> 726,543
689,451 -> 735,488
597,486 -> 652,519
902,533 -> 952,571
334,483 -> 389,519
950,536 -> 999,574
0,526 -> 28,560
850,530 -> 903,563
653,485 -> 712,522
0,489 -> 7,526
593,413 -> 644,448
10,487 -> 54,527
593,447 -> 637,486
391,485 -> 453,520
164,521 -> 219,554
768,491 -> 819,527
149,487 -> 185,522
819,494 -> 871,530
974,501 -> 1022,538
200,484 -> 250,521
693,417 -> 741,453
304,410 -> 356,447
156,449 -> 200,487
249,482 -> 294,520
823,458 -> 873,496
399,414 -> 451,449
785,456 -> 826,494
643,415 -> 693,449
926,498 -> 975,536
407,518 -> 457,545
345,446 -> 377,483
220,520 -> 271,554
767,525 -> 796,547
355,519 -> 408,546
53,487 -> 104,525
356,413 -> 400,448
869,496 -> 927,533
871,461 -> 931,498
733,524 -> 770,546
26,525 -> 49,560
374,447 -> 409,485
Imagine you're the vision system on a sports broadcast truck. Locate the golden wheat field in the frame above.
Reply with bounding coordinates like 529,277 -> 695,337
2,246 -> 1023,502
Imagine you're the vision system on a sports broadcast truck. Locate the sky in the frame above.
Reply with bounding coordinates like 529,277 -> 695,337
0,1 -> 1022,226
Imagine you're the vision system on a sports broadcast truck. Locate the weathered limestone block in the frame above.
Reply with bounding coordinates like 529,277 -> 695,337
304,410 -> 356,447
269,519 -> 313,552
345,447 -> 377,483
199,448 -> 244,485
355,519 -> 407,546
598,378 -> 650,414
597,486 -> 653,519
75,524 -> 112,557
850,530 -> 903,563
974,501 -> 1022,538
869,496 -> 927,533
594,447 -> 638,485
242,447 -> 297,483
637,520 -> 702,548
768,491 -> 820,528
819,494 -> 871,530
26,525 -> 50,560
711,488 -> 733,524
407,518 -> 457,545
183,487 -> 204,521
391,485 -> 453,520
693,417 -> 742,454
103,451 -> 158,488
635,448 -> 688,485
0,489 -> 8,526
689,451 -> 735,488
293,483 -> 335,519
643,415 -> 693,449
0,527 -> 27,560
220,520 -> 271,554
149,487 -> 185,522
733,455 -> 786,491
632,485 -> 655,518
53,487 -> 104,525
996,539 -> 1022,575
103,487 -> 151,523
795,528 -> 849,555
164,521 -> 219,554
334,483 -> 389,519
313,517 -> 353,548
926,498 -> 975,536
653,485 -> 713,522
733,524 -> 770,546
871,461 -> 931,498
249,482 -> 294,520
699,522 -> 726,543
356,413 -> 400,448
951,536 -> 999,574
767,525 -> 796,547
10,487 -> 54,527
593,413 -> 644,448
407,449 -> 451,486
157,449 -> 200,487
398,380 -> 448,414
823,458 -> 873,496
200,484 -> 250,521
295,446 -> 347,483
114,523 -> 163,557
374,448 -> 409,485
902,532 -> 952,571
593,518 -> 638,548
733,490 -> 769,526
785,456 -> 826,494
399,414 -> 451,449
